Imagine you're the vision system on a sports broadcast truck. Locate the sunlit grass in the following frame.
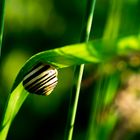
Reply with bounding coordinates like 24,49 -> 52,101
0,0 -> 140,140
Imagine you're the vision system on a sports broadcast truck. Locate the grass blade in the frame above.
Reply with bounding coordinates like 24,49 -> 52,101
64,0 -> 97,139
0,0 -> 5,55
0,83 -> 28,140
12,35 -> 140,92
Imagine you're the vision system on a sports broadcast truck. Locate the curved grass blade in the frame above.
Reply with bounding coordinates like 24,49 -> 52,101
11,40 -> 102,92
12,35 -> 140,92
0,83 -> 28,140
12,35 -> 140,91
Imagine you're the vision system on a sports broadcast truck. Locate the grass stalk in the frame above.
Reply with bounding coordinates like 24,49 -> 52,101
64,0 -> 96,140
0,0 -> 6,55
0,83 -> 29,140
88,0 -> 123,139
103,0 -> 123,40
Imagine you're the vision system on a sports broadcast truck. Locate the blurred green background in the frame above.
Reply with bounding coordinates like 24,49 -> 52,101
0,0 -> 140,140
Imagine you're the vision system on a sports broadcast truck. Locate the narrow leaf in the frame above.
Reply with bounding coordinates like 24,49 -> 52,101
12,35 -> 140,92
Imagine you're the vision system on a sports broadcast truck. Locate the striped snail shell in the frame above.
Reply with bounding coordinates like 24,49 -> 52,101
22,63 -> 58,96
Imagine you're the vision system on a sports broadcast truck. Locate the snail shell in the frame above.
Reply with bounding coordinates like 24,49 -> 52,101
22,63 -> 58,96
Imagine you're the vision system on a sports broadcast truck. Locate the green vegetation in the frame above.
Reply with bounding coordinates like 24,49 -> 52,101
0,0 -> 5,51
0,0 -> 140,140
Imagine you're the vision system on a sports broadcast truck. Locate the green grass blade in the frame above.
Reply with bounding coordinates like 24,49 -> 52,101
65,0 -> 96,139
0,83 -> 28,140
12,35 -> 140,92
103,0 -> 123,40
88,72 -> 120,140
11,40 -> 101,92
0,0 -> 5,54
65,64 -> 85,140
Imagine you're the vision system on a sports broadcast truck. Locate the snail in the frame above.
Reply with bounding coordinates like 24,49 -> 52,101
22,63 -> 58,96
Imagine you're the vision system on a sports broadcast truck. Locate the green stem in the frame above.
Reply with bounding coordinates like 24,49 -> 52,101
103,0 -> 123,40
88,0 -> 123,139
0,0 -> 6,55
65,0 -> 96,140
0,83 -> 29,140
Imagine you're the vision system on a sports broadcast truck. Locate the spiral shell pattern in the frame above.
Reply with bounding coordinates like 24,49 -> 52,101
23,63 -> 58,96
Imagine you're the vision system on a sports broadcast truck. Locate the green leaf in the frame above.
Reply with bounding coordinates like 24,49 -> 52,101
0,83 -> 28,140
0,0 -> 5,50
12,35 -> 140,92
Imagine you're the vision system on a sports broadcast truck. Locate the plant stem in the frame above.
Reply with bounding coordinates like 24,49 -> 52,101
103,0 -> 123,40
0,83 -> 28,140
65,0 -> 96,140
0,0 -> 6,55
88,0 -> 123,139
